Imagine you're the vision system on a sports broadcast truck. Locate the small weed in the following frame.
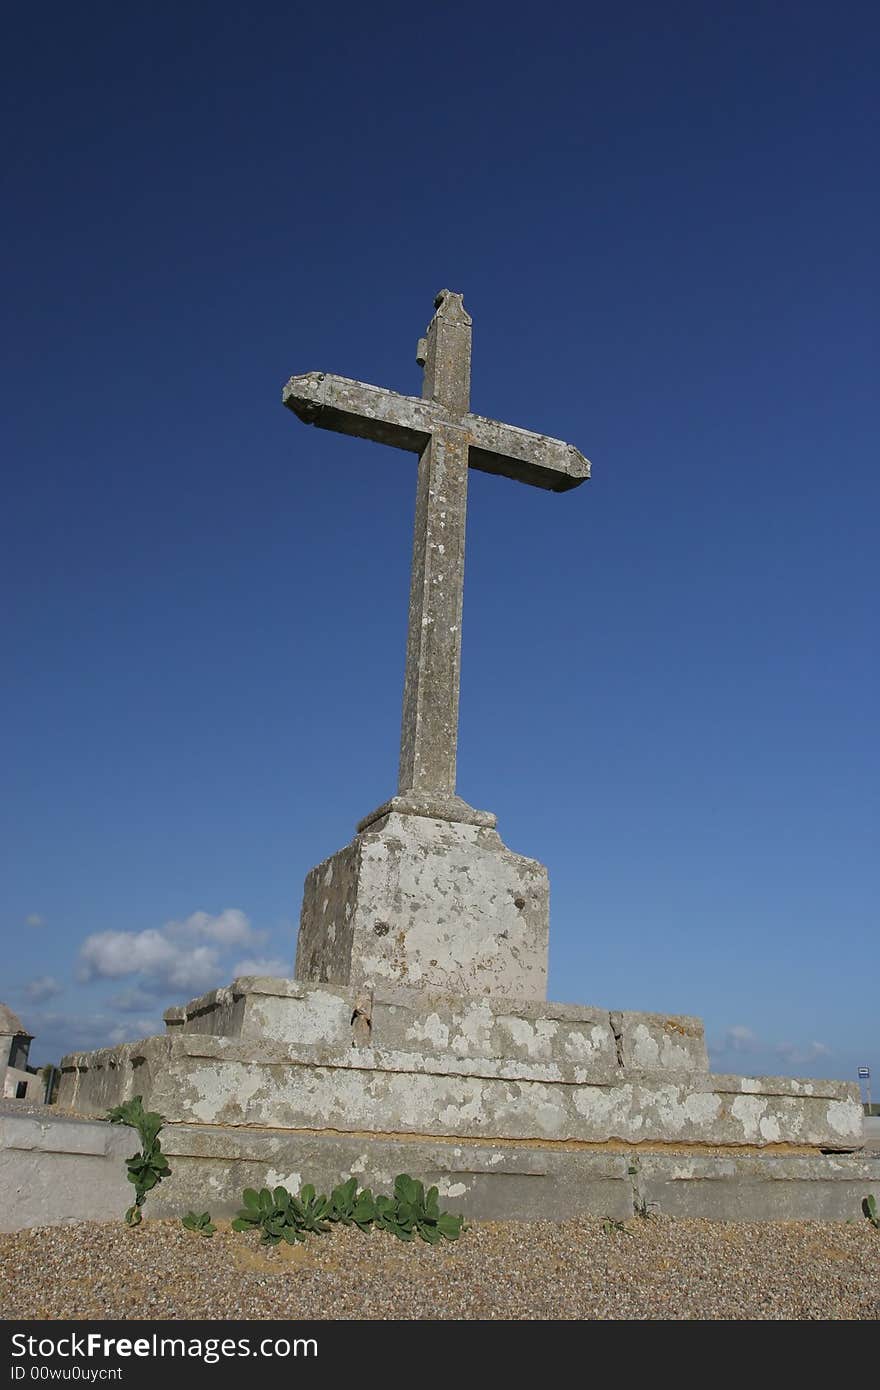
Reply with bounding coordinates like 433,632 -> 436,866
602,1217 -> 632,1236
182,1211 -> 216,1238
327,1176 -> 377,1231
374,1175 -> 464,1244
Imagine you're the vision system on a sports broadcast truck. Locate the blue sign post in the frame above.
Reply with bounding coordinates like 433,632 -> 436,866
858,1066 -> 872,1112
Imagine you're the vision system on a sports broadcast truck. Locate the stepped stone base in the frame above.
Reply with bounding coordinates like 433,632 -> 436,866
54,976 -> 874,1224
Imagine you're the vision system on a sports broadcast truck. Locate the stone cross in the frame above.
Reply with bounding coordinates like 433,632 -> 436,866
283,290 -> 590,830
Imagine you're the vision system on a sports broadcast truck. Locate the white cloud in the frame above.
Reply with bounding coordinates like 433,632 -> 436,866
166,909 -> 256,949
106,1017 -> 162,1045
776,1039 -> 831,1066
24,1008 -> 163,1061
23,976 -> 63,1004
64,909 -> 290,1057
231,956 -> 289,979
77,908 -> 261,994
109,986 -> 164,1013
725,1025 -> 757,1050
25,914 -> 45,928
711,1024 -> 833,1071
78,929 -> 219,992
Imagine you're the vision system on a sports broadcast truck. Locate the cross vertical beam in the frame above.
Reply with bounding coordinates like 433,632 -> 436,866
420,289 -> 471,414
399,425 -> 468,796
399,293 -> 472,797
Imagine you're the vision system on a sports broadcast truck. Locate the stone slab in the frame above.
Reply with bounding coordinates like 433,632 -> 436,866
59,1028 -> 864,1151
153,1127 -> 631,1222
0,1107 -> 133,1232
863,1115 -> 880,1152
165,977 -> 703,1077
295,813 -> 550,999
635,1151 -> 880,1222
154,1129 -> 878,1224
357,793 -> 496,832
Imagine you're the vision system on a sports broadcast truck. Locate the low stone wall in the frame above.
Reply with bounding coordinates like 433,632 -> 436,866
153,1128 -> 879,1224
2,1108 -> 877,1230
0,1106 -> 132,1232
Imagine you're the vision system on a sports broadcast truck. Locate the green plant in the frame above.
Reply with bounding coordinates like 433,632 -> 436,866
294,1184 -> 333,1234
231,1185 -> 331,1245
182,1210 -> 216,1238
231,1186 -> 300,1245
625,1156 -> 656,1220
601,1217 -> 631,1236
327,1176 -> 377,1231
231,1173 -> 464,1248
863,1194 -> 879,1229
107,1096 -> 171,1226
374,1174 -> 464,1245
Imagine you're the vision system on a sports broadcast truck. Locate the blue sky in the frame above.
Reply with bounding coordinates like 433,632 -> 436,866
3,2 -> 876,1086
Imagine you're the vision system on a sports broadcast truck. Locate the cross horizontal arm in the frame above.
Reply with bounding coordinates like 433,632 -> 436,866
283,372 -> 437,452
284,373 -> 591,492
466,414 -> 590,493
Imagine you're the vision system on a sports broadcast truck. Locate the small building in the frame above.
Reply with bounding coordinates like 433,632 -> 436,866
0,1004 -> 41,1101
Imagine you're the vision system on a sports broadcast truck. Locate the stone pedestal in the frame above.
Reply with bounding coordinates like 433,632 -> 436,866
295,811 -> 550,1000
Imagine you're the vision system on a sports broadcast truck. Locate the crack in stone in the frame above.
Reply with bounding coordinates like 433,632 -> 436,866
610,1012 -> 625,1069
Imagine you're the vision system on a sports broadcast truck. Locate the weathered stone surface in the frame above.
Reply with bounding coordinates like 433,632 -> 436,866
281,378 -> 591,491
59,1023 -> 864,1152
162,978 -> 710,1077
295,813 -> 549,998
0,1105 -> 132,1232
398,424 -> 469,797
369,989 -> 619,1071
284,291 -> 591,995
162,977 -> 637,1077
53,971 -> 869,1222
153,1129 -> 632,1223
32,290 -> 870,1233
151,1132 -> 880,1224
5,1108 -> 875,1230
357,792 -> 496,832
634,1152 -> 880,1222
610,1009 -> 708,1073
164,978 -> 354,1047
73,979 -> 861,1155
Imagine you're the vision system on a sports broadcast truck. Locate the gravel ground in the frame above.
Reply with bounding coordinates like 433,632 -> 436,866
1,1216 -> 878,1320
